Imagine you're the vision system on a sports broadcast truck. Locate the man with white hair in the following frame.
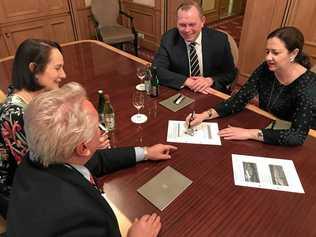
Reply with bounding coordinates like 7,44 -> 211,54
6,82 -> 177,237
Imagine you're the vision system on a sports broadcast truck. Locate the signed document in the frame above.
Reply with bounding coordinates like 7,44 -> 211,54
232,154 -> 304,193
167,120 -> 221,145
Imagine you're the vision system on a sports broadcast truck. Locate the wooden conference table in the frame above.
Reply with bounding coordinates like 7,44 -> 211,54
1,40 -> 316,236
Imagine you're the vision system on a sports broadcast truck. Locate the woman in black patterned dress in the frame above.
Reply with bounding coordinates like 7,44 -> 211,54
186,26 -> 316,146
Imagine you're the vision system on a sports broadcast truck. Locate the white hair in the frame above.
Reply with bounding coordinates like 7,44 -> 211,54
24,82 -> 98,167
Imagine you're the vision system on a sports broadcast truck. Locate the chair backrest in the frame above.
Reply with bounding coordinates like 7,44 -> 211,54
217,29 -> 239,67
0,90 -> 6,104
91,0 -> 120,27
311,65 -> 316,73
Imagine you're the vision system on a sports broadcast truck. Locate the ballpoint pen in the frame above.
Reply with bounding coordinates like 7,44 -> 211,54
175,95 -> 185,105
188,111 -> 195,129
173,94 -> 183,104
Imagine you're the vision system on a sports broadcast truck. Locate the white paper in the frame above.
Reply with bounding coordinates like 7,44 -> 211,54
232,154 -> 304,193
167,120 -> 221,145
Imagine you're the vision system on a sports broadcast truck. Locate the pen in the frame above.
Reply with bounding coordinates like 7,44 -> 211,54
173,94 -> 183,104
188,111 -> 195,129
175,95 -> 185,105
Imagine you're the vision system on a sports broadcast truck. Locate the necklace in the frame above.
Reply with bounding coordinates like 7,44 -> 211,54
266,78 -> 285,112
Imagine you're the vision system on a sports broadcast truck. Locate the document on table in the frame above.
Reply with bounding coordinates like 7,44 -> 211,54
232,154 -> 304,193
167,120 -> 221,145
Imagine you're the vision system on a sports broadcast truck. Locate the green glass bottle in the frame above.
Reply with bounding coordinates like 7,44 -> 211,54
104,94 -> 115,131
150,66 -> 159,97
97,90 -> 105,124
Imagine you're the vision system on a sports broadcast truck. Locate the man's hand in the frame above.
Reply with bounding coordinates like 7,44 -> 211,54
200,87 -> 213,94
145,144 -> 178,160
127,213 -> 161,237
184,76 -> 213,93
97,132 -> 111,149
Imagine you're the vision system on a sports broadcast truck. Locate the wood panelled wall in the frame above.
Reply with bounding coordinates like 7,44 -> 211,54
0,0 -> 75,58
237,0 -> 316,87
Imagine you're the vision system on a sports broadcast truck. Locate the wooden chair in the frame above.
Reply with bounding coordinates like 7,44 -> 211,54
91,0 -> 138,56
311,64 -> 316,73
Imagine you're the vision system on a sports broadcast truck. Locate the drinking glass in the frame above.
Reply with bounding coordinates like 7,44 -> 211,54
131,91 -> 148,123
136,66 -> 146,91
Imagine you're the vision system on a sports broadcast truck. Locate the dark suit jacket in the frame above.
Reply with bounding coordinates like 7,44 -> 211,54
153,27 -> 237,92
6,147 -> 136,237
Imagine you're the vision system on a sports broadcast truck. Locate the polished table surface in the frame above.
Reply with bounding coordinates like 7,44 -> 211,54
1,41 -> 316,236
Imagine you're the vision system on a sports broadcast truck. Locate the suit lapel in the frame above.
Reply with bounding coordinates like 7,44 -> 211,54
201,27 -> 212,76
175,33 -> 190,76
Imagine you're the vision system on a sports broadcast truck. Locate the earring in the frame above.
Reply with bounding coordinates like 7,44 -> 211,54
290,56 -> 294,63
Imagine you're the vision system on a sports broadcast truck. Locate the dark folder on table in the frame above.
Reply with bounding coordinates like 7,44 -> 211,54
137,166 -> 192,211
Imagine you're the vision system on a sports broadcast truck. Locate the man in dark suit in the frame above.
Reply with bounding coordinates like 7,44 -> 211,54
6,82 -> 177,237
153,0 -> 237,93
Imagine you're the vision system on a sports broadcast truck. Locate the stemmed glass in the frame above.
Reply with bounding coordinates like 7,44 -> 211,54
136,66 -> 146,91
131,91 -> 148,124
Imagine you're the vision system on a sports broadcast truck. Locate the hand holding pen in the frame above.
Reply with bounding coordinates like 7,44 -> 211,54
184,111 -> 196,136
188,111 -> 195,129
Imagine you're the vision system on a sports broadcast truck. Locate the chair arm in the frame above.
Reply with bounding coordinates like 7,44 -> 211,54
90,14 -> 102,41
119,10 -> 133,21
119,10 -> 137,34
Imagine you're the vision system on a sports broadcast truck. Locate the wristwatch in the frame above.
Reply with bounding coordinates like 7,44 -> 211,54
257,130 -> 263,139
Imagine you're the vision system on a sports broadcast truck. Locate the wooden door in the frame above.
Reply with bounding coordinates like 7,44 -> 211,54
0,32 -> 10,59
285,0 -> 316,66
45,0 -> 69,14
2,21 -> 49,55
0,0 -> 44,23
48,15 -> 75,43
237,0 -> 289,87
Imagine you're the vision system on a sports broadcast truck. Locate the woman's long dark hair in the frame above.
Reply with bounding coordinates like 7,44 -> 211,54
267,26 -> 311,69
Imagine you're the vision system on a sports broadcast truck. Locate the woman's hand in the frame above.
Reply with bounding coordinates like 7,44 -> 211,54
185,112 -> 207,127
219,125 -> 260,141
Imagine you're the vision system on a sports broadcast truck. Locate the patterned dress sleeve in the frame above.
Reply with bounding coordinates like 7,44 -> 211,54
262,73 -> 316,146
214,64 -> 264,116
0,104 -> 28,164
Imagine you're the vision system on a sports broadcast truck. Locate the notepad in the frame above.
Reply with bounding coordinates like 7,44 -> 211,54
137,166 -> 192,211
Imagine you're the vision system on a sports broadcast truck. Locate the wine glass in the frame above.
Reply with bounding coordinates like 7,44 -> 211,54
131,91 -> 148,124
136,66 -> 146,91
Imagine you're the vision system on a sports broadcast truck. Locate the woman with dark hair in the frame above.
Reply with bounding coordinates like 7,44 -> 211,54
0,39 -> 66,216
186,26 -> 316,146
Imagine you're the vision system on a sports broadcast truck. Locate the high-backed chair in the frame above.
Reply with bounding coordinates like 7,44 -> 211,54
91,0 -> 138,56
217,29 -> 239,67
311,65 -> 316,73
216,29 -> 239,93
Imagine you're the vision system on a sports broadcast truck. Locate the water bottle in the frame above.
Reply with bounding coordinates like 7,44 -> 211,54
104,94 -> 115,131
